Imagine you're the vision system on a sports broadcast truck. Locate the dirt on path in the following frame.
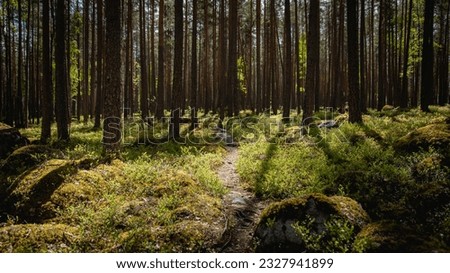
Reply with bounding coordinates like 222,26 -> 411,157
216,147 -> 267,253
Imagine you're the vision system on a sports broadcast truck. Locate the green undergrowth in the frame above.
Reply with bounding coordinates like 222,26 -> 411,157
2,122 -> 228,252
3,106 -> 449,252
237,106 -> 450,250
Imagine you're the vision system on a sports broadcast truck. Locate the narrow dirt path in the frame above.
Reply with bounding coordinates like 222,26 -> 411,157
216,147 -> 267,253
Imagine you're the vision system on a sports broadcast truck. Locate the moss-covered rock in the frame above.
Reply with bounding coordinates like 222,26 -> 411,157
0,123 -> 30,159
394,123 -> 450,153
2,159 -> 77,222
254,193 -> 370,252
353,221 -> 447,253
381,105 -> 395,112
0,145 -> 65,176
0,224 -> 79,252
41,169 -> 108,219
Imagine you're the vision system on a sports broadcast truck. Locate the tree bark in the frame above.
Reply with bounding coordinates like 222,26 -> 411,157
303,0 -> 319,124
347,0 -> 362,123
421,0 -> 435,112
41,0 -> 53,142
55,0 -> 70,140
170,0 -> 183,139
102,0 -> 123,153
283,0 -> 292,120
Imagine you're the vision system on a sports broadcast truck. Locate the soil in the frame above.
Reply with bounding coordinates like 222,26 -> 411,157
216,147 -> 268,253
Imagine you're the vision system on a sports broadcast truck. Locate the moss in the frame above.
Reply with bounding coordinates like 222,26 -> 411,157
353,221 -> 447,253
0,224 -> 79,252
259,194 -> 369,228
0,123 -> 30,159
255,194 -> 370,252
41,169 -> 107,217
381,105 -> 395,112
395,123 -> 450,152
4,160 -> 76,221
0,145 -> 65,176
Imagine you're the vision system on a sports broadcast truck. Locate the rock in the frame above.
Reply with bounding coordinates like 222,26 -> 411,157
353,221 -> 447,253
0,224 -> 78,252
334,113 -> 348,123
0,122 -> 29,159
394,123 -> 450,155
232,197 -> 248,206
1,159 -> 77,222
0,145 -> 65,176
254,193 -> 370,252
318,120 -> 339,129
381,105 -> 395,112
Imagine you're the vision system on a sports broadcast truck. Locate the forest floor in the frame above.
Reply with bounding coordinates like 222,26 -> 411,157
216,147 -> 267,252
1,106 -> 449,252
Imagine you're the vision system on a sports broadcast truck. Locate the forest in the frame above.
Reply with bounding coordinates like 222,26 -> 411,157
0,0 -> 449,253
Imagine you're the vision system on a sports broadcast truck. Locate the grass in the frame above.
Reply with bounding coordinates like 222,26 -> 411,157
2,105 -> 449,252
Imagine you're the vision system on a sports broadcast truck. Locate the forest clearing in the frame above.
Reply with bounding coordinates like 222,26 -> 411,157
0,0 -> 449,253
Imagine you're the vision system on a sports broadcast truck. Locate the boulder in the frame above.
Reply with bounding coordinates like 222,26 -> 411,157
0,224 -> 78,252
395,123 -> 450,152
318,120 -> 339,129
353,221 -> 447,253
1,159 -> 76,222
381,105 -> 395,112
254,193 -> 370,252
0,123 -> 29,159
0,145 -> 65,176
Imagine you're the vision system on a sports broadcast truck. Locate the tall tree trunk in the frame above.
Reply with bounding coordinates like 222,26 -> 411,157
228,0 -> 238,116
156,0 -> 165,119
139,0 -> 149,121
102,0 -> 122,153
150,0 -> 156,115
191,0 -> 198,129
421,0 -> 435,112
303,0 -> 319,124
170,0 -> 183,139
16,0 -> 24,128
283,0 -> 292,120
124,0 -> 133,119
400,0 -> 413,108
55,0 -> 70,140
41,0 -> 53,142
347,0 -> 362,123
218,0 -> 227,121
83,0 -> 90,122
256,0 -> 261,113
90,0 -> 97,119
377,0 -> 387,110
204,0 -> 210,114
94,0 -> 104,128
359,0 -> 367,113
438,2 -> 449,105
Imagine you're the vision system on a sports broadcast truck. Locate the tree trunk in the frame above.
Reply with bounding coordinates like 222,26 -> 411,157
102,0 -> 123,153
55,0 -> 70,140
41,0 -> 53,142
378,0 -> 387,110
360,0 -> 367,113
400,0 -> 413,108
170,0 -> 183,139
139,0 -> 149,121
156,0 -> 165,119
303,0 -> 319,124
283,0 -> 292,120
347,0 -> 362,123
228,0 -> 238,116
94,0 -> 103,128
421,0 -> 435,112
256,0 -> 261,113
191,0 -> 198,129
